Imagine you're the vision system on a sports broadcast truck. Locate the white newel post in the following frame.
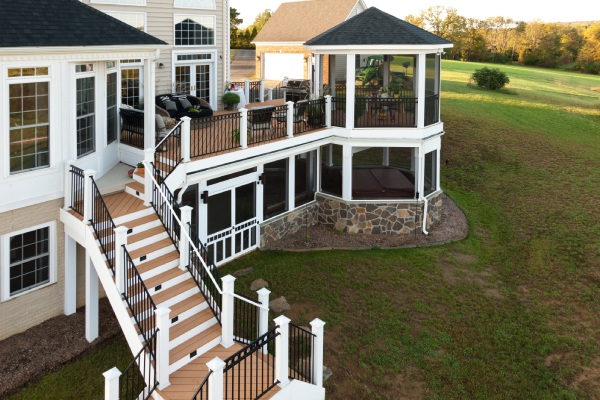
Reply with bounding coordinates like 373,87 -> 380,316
207,357 -> 226,400
310,318 -> 326,387
239,109 -> 248,149
103,367 -> 121,400
286,101 -> 294,137
144,148 -> 154,206
325,95 -> 332,128
259,78 -> 265,102
179,206 -> 193,271
274,315 -> 291,388
64,160 -> 74,209
244,79 -> 251,103
155,307 -> 171,389
257,288 -> 271,354
114,226 -> 129,294
221,275 -> 236,348
342,145 -> 352,201
83,169 -> 96,224
181,116 -> 191,162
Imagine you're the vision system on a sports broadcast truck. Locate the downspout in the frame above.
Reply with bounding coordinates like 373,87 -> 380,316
421,195 -> 429,235
176,177 -> 190,204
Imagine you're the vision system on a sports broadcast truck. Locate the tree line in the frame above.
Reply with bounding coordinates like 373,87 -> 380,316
406,6 -> 600,73
230,8 -> 271,49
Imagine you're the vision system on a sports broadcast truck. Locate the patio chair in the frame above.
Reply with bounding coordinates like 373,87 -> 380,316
273,100 -> 308,124
248,106 -> 275,138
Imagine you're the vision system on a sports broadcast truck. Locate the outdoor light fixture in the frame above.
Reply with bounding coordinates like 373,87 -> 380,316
158,62 -> 164,69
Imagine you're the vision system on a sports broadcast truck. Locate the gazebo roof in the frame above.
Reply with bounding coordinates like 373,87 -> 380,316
305,7 -> 452,48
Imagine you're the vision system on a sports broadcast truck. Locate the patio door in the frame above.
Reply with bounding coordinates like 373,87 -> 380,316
206,178 -> 258,265
174,64 -> 211,103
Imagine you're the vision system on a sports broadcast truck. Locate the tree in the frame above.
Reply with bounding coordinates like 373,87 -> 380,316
230,7 -> 243,48
471,67 -> 510,90
577,24 -> 600,73
253,9 -> 272,31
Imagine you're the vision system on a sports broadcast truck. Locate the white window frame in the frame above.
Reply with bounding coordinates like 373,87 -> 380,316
91,0 -> 146,6
102,10 -> 147,32
174,0 -> 216,10
106,64 -> 119,146
174,14 -> 216,47
1,221 -> 57,302
172,49 -> 217,107
75,67 -> 97,159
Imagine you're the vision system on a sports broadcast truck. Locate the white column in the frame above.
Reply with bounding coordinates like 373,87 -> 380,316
244,79 -> 251,104
114,226 -> 129,294
257,288 -> 270,355
288,156 -> 295,211
256,166 -> 264,222
342,144 -> 352,200
103,367 -> 121,400
345,54 -> 356,129
324,95 -> 332,128
436,148 -> 441,192
274,315 -> 291,388
286,101 -> 294,138
83,169 -> 96,224
85,254 -> 99,342
329,55 -> 337,98
179,206 -> 193,271
411,147 -> 417,173
144,148 -> 154,206
382,148 -> 390,166
417,54 -> 426,129
156,307 -> 171,389
259,78 -> 265,102
144,59 -> 157,149
221,275 -> 235,348
417,147 -> 425,198
63,160 -> 74,210
181,116 -> 191,162
267,88 -> 273,101
207,357 -> 226,400
313,54 -> 321,96
198,181 -> 208,243
64,234 -> 77,316
310,318 -> 326,387
326,145 -> 333,167
240,108 -> 248,149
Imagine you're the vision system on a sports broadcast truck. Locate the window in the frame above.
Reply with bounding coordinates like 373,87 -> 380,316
263,159 -> 288,220
174,0 -> 215,9
320,144 -> 342,197
104,11 -> 146,31
8,81 -> 50,174
175,15 -> 215,46
121,68 -> 141,109
295,151 -> 317,207
107,72 -> 118,144
2,223 -> 55,300
91,0 -> 145,5
76,76 -> 95,157
424,150 -> 438,195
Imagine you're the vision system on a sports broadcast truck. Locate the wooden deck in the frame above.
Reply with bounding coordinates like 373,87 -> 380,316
102,191 -> 150,219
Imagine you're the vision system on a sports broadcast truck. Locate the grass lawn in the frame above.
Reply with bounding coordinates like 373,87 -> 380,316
9,61 -> 600,399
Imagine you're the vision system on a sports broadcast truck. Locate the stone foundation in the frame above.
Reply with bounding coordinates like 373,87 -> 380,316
260,202 -> 319,247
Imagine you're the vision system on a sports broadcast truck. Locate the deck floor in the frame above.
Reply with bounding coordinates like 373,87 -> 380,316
102,191 -> 150,219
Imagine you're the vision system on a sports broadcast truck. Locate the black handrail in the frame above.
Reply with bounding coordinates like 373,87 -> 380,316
191,371 -> 211,400
233,292 -> 259,344
223,326 -> 280,400
149,162 -> 180,250
288,323 -> 315,383
122,246 -> 157,344
296,98 -> 326,135
69,165 -> 85,216
155,122 -> 183,181
90,178 -> 116,273
189,112 -> 241,158
119,328 -> 159,400
187,223 -> 223,324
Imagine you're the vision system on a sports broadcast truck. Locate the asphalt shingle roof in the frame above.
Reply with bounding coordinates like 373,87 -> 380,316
305,7 -> 452,46
0,0 -> 166,48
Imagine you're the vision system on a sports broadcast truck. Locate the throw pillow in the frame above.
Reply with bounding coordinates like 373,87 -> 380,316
155,114 -> 167,135
164,99 -> 177,111
178,97 -> 193,110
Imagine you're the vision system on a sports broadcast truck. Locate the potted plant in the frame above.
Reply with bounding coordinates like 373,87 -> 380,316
231,128 -> 250,142
134,161 -> 145,175
388,81 -> 401,97
378,86 -> 389,98
223,92 -> 240,111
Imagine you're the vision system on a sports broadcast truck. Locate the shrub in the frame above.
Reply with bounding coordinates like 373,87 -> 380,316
471,67 -> 510,90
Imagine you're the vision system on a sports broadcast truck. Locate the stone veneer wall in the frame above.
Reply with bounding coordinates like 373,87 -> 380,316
260,202 -> 319,247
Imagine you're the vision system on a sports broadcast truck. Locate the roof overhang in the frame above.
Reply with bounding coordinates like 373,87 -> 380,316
252,41 -> 306,47
304,43 -> 454,54
0,44 -> 168,61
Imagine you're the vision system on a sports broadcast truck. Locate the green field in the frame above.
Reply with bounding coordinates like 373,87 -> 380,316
9,62 -> 600,399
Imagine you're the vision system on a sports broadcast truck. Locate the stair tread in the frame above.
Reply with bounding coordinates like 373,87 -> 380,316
145,267 -> 187,290
117,213 -> 159,230
153,278 -> 197,305
171,307 -> 216,340
137,251 -> 179,275
169,292 -> 207,319
170,324 -> 221,363
126,181 -> 144,194
128,226 -> 168,244
129,237 -> 174,260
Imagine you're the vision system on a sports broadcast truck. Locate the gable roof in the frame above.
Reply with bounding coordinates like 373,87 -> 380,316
305,7 -> 453,47
0,0 -> 166,48
253,0 -> 362,43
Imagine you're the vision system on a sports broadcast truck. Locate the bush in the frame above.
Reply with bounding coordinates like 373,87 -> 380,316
471,67 -> 510,90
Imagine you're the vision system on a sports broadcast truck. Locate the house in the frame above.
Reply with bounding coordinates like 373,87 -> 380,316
1,0 -> 451,398
253,0 -> 367,81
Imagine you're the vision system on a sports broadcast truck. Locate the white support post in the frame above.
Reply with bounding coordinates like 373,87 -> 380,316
436,147 -> 441,192
198,181 -> 208,243
179,206 -> 193,271
417,54 -> 426,129
240,108 -> 248,149
313,54 -> 321,96
64,233 -> 77,316
155,307 -> 171,389
345,54 -> 356,129
342,145 -> 352,201
288,156 -> 295,210
244,79 -> 251,104
274,315 -> 291,388
103,367 -> 121,400
286,101 -> 294,138
83,169 -> 96,224
417,148 -> 425,199
259,78 -> 265,102
324,95 -> 332,128
329,55 -> 337,99
256,166 -> 264,222
207,357 -> 226,400
382,148 -> 390,167
144,59 -> 157,149
221,275 -> 236,348
267,88 -> 273,101
181,116 -> 192,162
258,288 -> 271,354
144,148 -> 154,206
114,226 -> 129,294
64,160 -> 74,210
310,318 -> 326,387
85,254 -> 99,343
326,145 -> 333,167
